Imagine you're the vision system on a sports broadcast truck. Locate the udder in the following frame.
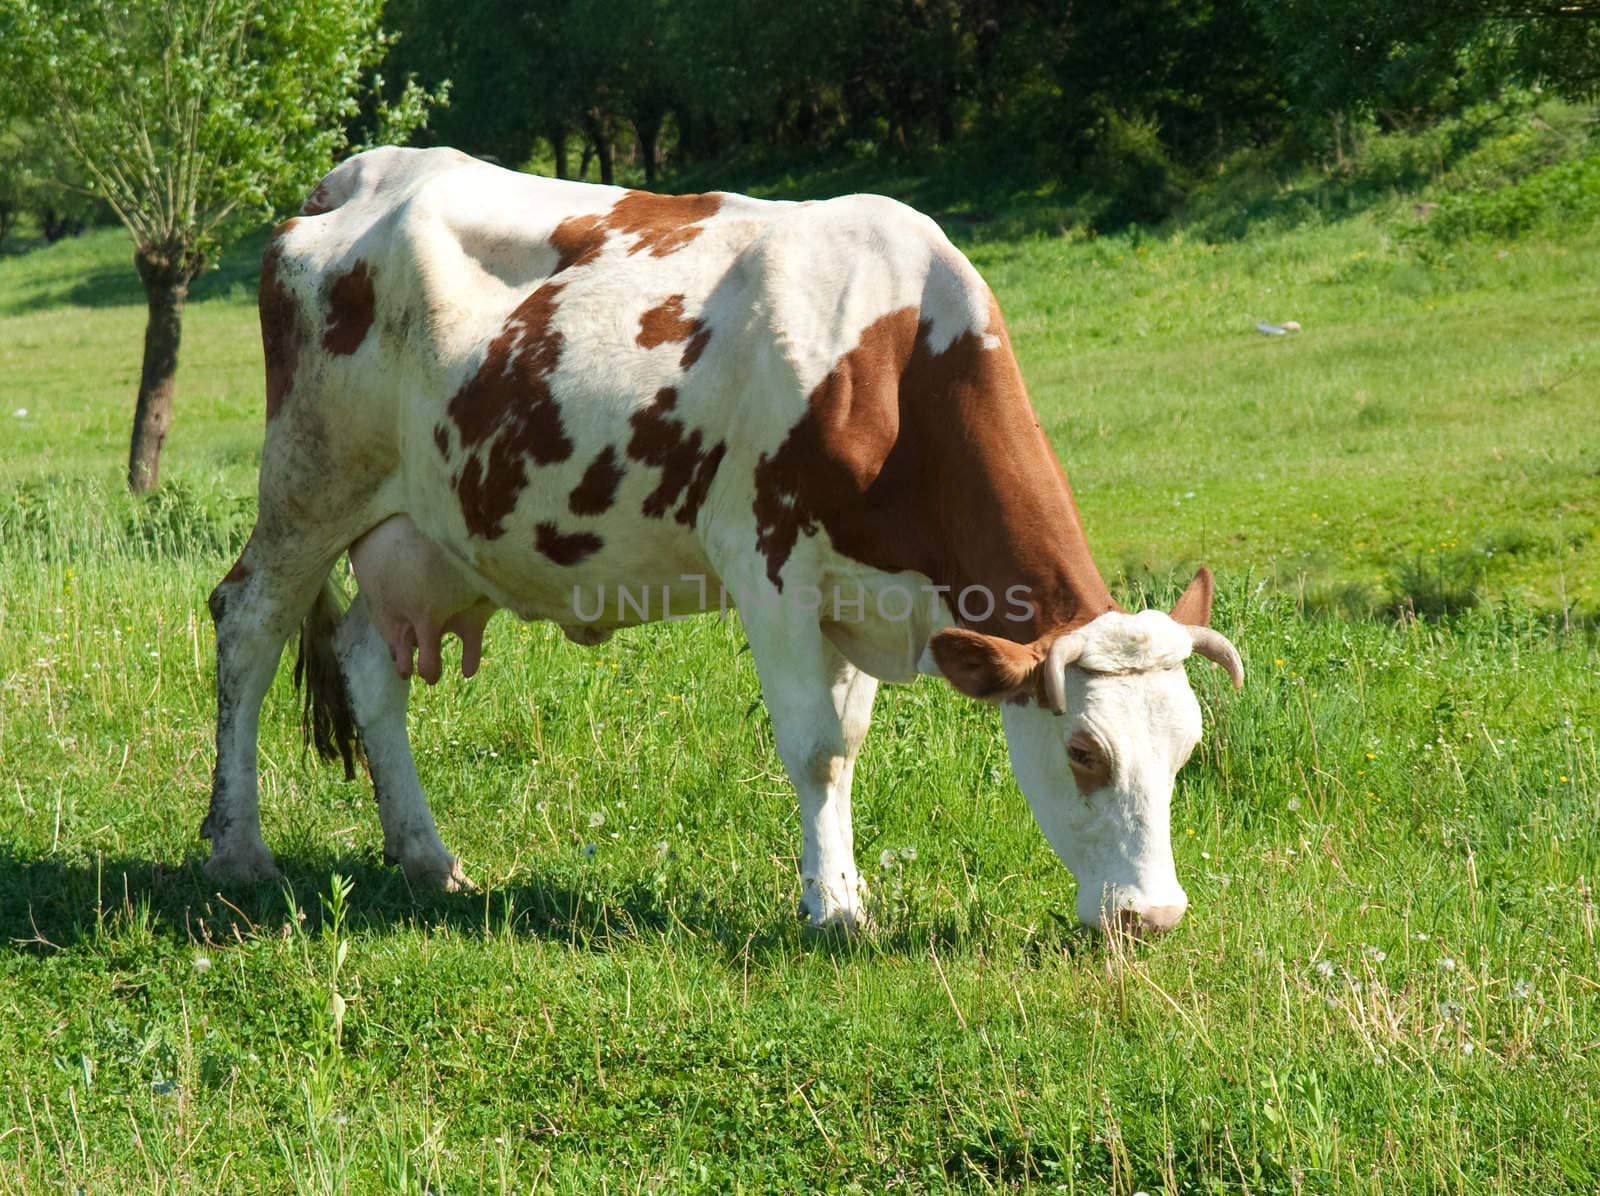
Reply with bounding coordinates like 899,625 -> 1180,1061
348,515 -> 497,684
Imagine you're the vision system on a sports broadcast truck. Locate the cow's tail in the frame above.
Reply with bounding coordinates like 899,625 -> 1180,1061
293,576 -> 360,781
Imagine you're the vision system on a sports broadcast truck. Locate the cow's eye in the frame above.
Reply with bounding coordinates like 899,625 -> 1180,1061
1067,742 -> 1097,769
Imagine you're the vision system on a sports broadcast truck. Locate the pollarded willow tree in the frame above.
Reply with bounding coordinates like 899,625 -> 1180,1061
0,0 -> 438,491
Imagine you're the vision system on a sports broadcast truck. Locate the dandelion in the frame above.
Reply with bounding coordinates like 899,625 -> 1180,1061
1365,946 -> 1387,963
654,840 -> 670,858
1460,1041 -> 1474,1056
1286,797 -> 1301,812
1200,851 -> 1211,860
535,801 -> 549,814
878,848 -> 897,870
12,408 -> 26,418
1439,957 -> 1456,972
1315,959 -> 1335,979
588,810 -> 605,828
900,846 -> 917,861
193,954 -> 212,973
1440,999 -> 1462,1019
1415,932 -> 1429,941
1512,979 -> 1534,1000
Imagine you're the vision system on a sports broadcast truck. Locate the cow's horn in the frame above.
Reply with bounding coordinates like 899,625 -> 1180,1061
1042,632 -> 1086,716
1185,626 -> 1245,689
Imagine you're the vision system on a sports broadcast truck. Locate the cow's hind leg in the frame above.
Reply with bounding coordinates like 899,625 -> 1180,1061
334,593 -> 473,892
742,614 -> 880,929
205,542 -> 344,883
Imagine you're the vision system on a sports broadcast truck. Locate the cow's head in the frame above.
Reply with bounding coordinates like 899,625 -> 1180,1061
928,569 -> 1243,935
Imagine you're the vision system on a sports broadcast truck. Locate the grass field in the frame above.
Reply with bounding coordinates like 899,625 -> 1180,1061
1,158 -> 1599,1192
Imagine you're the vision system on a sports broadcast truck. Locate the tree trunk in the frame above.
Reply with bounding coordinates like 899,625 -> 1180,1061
584,112 -> 614,185
635,113 -> 661,185
128,243 -> 199,493
549,126 -> 570,179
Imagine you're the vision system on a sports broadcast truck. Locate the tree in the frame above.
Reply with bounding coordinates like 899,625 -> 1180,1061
0,0 -> 437,492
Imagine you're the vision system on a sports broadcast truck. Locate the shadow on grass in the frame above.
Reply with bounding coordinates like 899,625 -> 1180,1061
0,846 -> 1045,965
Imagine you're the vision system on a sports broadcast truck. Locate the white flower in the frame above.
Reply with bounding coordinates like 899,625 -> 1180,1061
878,849 -> 897,869
900,846 -> 917,861
193,954 -> 212,973
12,408 -> 26,418
1512,979 -> 1534,1000
1314,959 -> 1335,979
588,810 -> 605,828
1460,1041 -> 1474,1056
1439,957 -> 1456,972
1286,797 -> 1301,812
1365,946 -> 1387,963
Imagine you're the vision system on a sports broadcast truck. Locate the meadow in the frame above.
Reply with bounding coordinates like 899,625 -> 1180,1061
0,150 -> 1598,1192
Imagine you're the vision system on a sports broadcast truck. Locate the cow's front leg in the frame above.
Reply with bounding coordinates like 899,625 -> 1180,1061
744,618 -> 879,930
334,594 -> 473,892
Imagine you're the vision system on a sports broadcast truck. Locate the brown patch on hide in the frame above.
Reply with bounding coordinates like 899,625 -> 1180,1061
636,295 -> 698,348
322,260 -> 375,356
678,441 -> 725,528
300,180 -> 336,216
546,191 -> 723,277
568,446 -> 623,515
259,220 -> 303,422
750,300 -> 1116,639
607,191 -> 723,257
549,213 -> 607,273
433,424 -> 450,458
626,388 -> 726,527
447,282 -> 575,539
535,521 -> 602,565
636,294 -> 715,372
679,326 -> 712,371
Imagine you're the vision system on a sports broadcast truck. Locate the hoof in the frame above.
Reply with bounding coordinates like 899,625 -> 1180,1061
403,854 -> 477,894
203,842 -> 281,886
799,879 -> 872,933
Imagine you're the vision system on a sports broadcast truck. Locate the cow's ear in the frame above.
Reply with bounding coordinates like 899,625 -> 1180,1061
926,628 -> 1043,701
1170,567 -> 1214,627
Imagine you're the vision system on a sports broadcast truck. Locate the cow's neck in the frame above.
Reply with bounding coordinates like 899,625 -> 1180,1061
814,305 -> 1117,644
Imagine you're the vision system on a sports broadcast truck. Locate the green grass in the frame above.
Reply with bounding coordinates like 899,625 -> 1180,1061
1,163 -> 1599,1192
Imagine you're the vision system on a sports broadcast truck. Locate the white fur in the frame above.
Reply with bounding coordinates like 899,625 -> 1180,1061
1001,611 -> 1203,929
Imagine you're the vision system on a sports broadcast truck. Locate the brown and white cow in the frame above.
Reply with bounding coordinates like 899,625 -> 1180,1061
206,146 -> 1243,934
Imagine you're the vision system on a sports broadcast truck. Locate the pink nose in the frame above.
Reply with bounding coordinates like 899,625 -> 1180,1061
1112,903 -> 1186,937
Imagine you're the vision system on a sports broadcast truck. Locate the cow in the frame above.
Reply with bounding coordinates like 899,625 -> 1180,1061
205,146 -> 1244,936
